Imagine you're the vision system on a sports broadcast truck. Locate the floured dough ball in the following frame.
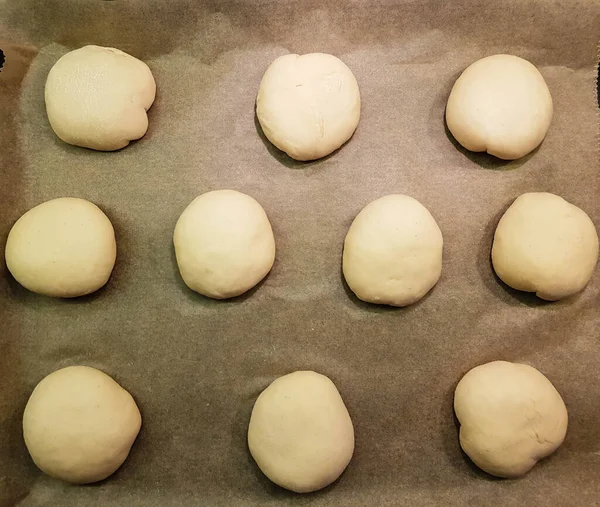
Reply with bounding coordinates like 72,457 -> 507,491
248,371 -> 354,493
45,45 -> 156,151
343,194 -> 443,307
257,53 -> 361,161
454,361 -> 568,478
23,366 -> 142,484
446,54 -> 553,160
5,197 -> 117,298
174,190 -> 276,299
492,192 -> 598,301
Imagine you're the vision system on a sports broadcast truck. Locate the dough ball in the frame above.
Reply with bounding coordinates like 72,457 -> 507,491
23,366 -> 141,484
257,53 -> 361,161
454,361 -> 568,478
45,45 -> 156,151
446,54 -> 553,160
248,371 -> 354,493
5,197 -> 117,298
343,194 -> 443,307
492,192 -> 598,301
174,190 -> 276,299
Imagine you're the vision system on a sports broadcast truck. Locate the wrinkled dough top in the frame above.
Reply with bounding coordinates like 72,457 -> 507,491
454,361 -> 568,478
45,45 -> 156,151
257,53 -> 361,161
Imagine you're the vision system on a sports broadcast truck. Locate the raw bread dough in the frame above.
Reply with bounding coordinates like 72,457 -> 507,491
343,194 -> 443,307
5,197 -> 117,298
23,366 -> 141,484
446,54 -> 553,160
45,45 -> 156,151
247,371 -> 354,493
256,53 -> 361,161
173,190 -> 275,299
492,192 -> 598,301
454,361 -> 568,478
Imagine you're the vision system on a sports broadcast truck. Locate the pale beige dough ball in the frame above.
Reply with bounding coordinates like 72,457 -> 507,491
174,190 -> 275,299
23,366 -> 142,484
446,54 -> 553,160
343,194 -> 443,307
492,192 -> 598,300
454,361 -> 568,478
248,371 -> 354,493
5,197 -> 117,298
257,53 -> 361,161
45,45 -> 156,151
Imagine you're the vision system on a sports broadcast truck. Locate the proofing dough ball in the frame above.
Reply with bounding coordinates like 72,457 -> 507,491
174,190 -> 275,299
45,45 -> 156,151
257,53 -> 361,161
343,194 -> 443,307
454,361 -> 568,478
5,197 -> 117,298
492,192 -> 598,301
446,54 -> 553,160
23,366 -> 142,484
248,371 -> 354,493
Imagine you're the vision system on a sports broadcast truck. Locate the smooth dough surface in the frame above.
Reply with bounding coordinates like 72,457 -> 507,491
173,190 -> 275,299
343,194 -> 443,307
454,361 -> 568,478
446,54 -> 553,160
5,197 -> 117,298
23,366 -> 142,484
248,371 -> 354,493
256,53 -> 361,161
492,192 -> 598,301
45,45 -> 156,151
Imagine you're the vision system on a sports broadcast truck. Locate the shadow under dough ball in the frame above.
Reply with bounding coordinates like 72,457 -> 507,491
343,194 -> 443,307
173,189 -> 276,299
256,53 -> 361,161
5,197 -> 117,298
492,192 -> 599,300
45,45 -> 156,151
23,366 -> 141,484
454,361 -> 568,478
247,371 -> 355,493
446,54 -> 553,160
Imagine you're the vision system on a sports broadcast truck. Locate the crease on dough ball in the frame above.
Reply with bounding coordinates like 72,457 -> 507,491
342,194 -> 443,307
247,371 -> 355,493
173,189 -> 276,299
446,54 -> 553,160
45,45 -> 156,151
23,366 -> 141,484
256,53 -> 361,161
454,361 -> 568,478
491,192 -> 599,301
5,197 -> 117,298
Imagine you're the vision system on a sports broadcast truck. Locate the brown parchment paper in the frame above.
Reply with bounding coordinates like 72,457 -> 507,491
1,1 -> 600,505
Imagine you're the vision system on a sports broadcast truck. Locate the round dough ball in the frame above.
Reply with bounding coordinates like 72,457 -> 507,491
5,197 -> 117,298
343,194 -> 443,307
45,45 -> 156,151
446,54 -> 553,160
23,366 -> 142,484
454,361 -> 568,478
256,53 -> 361,161
248,371 -> 354,493
174,190 -> 275,299
492,192 -> 599,301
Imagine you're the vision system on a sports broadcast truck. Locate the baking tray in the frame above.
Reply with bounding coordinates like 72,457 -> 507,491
1,1 -> 599,505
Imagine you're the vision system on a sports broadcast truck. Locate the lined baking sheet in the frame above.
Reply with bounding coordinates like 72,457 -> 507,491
1,1 -> 599,505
